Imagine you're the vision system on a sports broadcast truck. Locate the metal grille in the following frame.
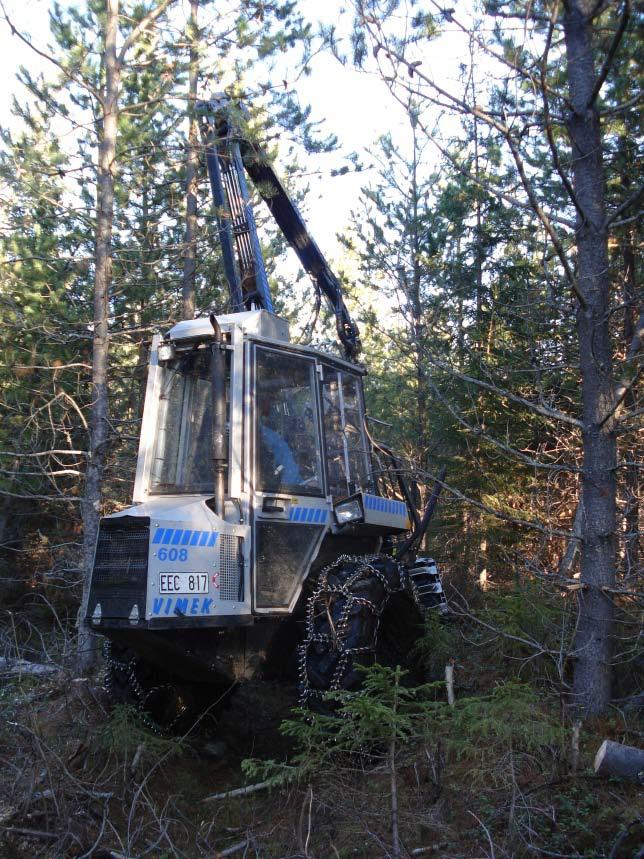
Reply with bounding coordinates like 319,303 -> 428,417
255,522 -> 322,608
93,523 -> 149,592
219,534 -> 241,601
88,518 -> 149,621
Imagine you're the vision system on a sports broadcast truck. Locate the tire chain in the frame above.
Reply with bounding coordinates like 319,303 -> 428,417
103,640 -> 187,734
298,553 -> 421,709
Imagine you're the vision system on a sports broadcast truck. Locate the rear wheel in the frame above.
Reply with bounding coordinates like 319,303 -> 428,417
299,554 -> 423,711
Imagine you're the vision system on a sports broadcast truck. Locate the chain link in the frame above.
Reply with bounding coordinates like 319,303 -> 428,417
298,553 -> 420,708
103,640 -> 187,734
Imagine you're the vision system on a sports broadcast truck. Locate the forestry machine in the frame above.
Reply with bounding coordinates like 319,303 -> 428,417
85,95 -> 446,722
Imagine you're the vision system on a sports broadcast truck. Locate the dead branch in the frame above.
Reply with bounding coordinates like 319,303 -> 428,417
203,779 -> 275,803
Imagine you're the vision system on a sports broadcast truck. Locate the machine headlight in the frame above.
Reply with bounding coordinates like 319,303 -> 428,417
334,495 -> 364,525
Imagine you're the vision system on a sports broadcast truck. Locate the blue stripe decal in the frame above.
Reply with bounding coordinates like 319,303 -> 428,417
287,506 -> 329,524
151,527 -> 222,547
363,495 -> 406,518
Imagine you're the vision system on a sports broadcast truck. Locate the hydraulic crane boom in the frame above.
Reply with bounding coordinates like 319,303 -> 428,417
197,95 -> 361,361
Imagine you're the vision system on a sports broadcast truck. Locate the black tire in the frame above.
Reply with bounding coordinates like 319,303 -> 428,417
104,640 -> 196,732
299,554 -> 421,711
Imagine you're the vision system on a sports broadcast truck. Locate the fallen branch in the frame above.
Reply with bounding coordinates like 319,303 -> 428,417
216,838 -> 250,857
0,825 -> 58,841
203,779 -> 274,803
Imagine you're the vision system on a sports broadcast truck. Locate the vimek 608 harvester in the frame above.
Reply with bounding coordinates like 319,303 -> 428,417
85,96 -> 446,721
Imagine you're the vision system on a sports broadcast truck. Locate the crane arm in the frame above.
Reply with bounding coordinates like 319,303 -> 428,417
197,96 -> 360,360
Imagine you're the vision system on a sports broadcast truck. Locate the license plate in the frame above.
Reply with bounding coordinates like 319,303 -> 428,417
159,573 -> 208,594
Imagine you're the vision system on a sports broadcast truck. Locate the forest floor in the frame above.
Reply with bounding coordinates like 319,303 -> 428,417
0,613 -> 642,859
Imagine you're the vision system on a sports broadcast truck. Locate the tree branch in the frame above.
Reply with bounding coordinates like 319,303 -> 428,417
418,469 -> 574,538
587,0 -> 630,107
422,347 -> 584,428
118,0 -> 176,64
504,130 -> 587,309
598,309 -> 644,426
0,0 -> 101,101
606,183 -> 644,227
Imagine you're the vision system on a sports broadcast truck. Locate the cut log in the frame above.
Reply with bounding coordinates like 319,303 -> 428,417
594,740 -> 644,783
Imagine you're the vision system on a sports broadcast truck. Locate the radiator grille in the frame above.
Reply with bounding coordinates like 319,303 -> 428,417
88,517 -> 149,620
219,534 -> 241,601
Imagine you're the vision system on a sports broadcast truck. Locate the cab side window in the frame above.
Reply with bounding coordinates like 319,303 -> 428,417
321,366 -> 372,498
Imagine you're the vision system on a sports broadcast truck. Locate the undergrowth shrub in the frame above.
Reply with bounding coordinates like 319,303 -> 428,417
244,666 -> 563,786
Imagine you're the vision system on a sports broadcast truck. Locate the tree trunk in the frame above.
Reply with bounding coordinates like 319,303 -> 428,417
77,0 -> 121,673
409,117 -> 429,472
563,1 -> 617,716
181,0 -> 199,321
621,228 -> 639,578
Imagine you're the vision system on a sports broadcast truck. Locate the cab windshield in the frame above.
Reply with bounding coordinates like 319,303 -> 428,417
150,348 -> 230,494
255,348 -> 324,496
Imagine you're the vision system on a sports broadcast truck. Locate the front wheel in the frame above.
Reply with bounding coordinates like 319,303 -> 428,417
298,554 -> 423,710
103,641 -> 198,732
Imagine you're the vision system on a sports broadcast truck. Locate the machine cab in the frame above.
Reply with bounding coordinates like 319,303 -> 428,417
87,310 -> 410,633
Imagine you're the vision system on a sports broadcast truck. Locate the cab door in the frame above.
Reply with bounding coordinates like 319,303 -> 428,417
251,345 -> 329,613
320,364 -> 373,498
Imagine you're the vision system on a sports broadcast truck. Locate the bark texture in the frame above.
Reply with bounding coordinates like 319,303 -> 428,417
563,0 -> 617,716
